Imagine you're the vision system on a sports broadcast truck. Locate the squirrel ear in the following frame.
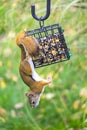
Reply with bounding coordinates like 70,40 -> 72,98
25,92 -> 29,97
25,92 -> 33,97
29,93 -> 33,97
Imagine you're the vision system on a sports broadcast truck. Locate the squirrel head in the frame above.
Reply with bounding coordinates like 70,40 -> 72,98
25,91 -> 41,108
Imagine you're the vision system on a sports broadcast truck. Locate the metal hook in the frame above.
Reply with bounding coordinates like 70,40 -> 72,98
31,0 -> 51,21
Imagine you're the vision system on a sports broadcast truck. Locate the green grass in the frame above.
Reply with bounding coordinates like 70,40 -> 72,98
0,0 -> 87,130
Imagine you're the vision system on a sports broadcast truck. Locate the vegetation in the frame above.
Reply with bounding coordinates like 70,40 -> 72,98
0,0 -> 87,130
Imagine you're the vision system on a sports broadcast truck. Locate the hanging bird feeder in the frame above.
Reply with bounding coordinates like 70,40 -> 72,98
26,0 -> 71,68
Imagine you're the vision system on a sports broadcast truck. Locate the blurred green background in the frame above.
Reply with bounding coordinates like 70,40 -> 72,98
0,0 -> 87,130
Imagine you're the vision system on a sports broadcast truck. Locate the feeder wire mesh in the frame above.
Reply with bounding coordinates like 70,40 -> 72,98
26,24 -> 70,68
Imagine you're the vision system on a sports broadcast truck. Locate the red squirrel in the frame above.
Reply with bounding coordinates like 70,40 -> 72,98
16,31 -> 52,107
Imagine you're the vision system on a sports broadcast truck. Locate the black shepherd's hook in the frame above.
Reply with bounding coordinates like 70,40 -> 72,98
31,0 -> 51,21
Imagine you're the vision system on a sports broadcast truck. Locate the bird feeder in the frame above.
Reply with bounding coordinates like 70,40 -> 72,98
26,0 -> 71,68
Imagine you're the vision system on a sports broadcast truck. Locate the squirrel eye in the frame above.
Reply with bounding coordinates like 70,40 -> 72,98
32,101 -> 35,104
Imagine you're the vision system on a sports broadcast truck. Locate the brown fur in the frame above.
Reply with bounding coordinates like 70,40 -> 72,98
19,56 -> 51,94
16,31 -> 39,60
16,31 -> 52,107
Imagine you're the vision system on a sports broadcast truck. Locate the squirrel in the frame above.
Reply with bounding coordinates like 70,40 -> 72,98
16,31 -> 52,108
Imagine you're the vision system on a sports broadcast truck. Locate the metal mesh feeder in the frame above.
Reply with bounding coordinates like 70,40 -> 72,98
26,0 -> 71,68
26,24 -> 70,68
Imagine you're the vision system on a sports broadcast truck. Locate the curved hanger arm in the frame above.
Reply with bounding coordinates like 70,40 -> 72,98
31,0 -> 51,21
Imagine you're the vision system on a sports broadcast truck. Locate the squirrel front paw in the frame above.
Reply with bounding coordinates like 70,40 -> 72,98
47,76 -> 52,83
